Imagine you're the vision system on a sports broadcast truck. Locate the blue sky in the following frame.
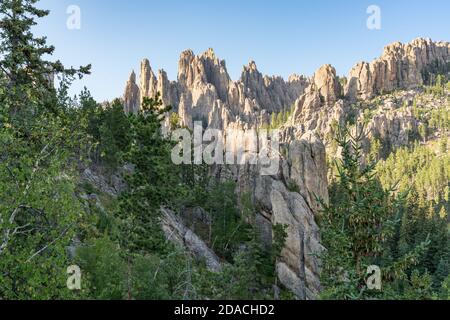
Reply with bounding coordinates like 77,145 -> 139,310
34,0 -> 450,102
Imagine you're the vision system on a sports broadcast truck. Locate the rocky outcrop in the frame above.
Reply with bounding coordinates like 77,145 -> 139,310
124,48 -> 309,131
80,164 -> 222,273
274,132 -> 328,299
124,71 -> 140,113
270,180 -> 323,299
81,165 -> 133,197
140,59 -> 157,102
240,62 -> 309,114
313,64 -> 342,105
138,59 -> 179,109
124,38 -> 450,134
284,132 -> 329,213
287,65 -> 346,142
219,130 -> 328,299
346,38 -> 450,100
119,45 -> 335,300
161,208 -> 222,273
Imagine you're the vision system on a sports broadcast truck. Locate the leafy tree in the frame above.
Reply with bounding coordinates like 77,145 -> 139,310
130,251 -> 188,300
369,137 -> 382,162
0,0 -> 89,299
212,248 -> 263,299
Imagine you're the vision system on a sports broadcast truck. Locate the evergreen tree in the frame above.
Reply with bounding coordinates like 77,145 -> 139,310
204,181 -> 250,260
319,124 -> 429,299
0,0 -> 90,121
98,99 -> 133,171
116,93 -> 177,254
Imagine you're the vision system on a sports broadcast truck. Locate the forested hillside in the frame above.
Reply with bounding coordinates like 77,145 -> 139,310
0,0 -> 448,300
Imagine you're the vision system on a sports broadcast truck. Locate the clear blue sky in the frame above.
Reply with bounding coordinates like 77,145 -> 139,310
34,0 -> 450,102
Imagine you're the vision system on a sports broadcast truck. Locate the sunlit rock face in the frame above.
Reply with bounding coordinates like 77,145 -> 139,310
345,38 -> 450,100
123,71 -> 140,114
125,48 -> 309,130
121,38 -> 449,299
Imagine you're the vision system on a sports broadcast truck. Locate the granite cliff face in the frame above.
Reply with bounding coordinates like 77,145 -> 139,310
122,38 -> 450,299
345,38 -> 450,100
212,131 -> 328,299
123,71 -> 140,114
125,38 -> 450,134
282,38 -> 450,147
124,48 -> 309,127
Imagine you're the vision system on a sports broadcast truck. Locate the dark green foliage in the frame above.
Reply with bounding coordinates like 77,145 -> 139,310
189,190 -> 288,300
319,124 -> 430,299
440,275 -> 450,299
68,92 -> 287,300
76,236 -> 191,300
74,95 -> 195,300
75,90 -> 132,171
211,248 -> 265,299
116,94 -> 177,255
76,237 -> 126,299
204,181 -> 251,260
0,0 -> 90,124
377,145 -> 450,293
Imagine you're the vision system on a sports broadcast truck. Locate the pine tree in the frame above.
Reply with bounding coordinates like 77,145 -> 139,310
116,93 -> 178,254
319,124 -> 429,299
369,137 -> 381,162
0,0 -> 90,120
434,257 -> 450,291
98,99 -> 133,171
